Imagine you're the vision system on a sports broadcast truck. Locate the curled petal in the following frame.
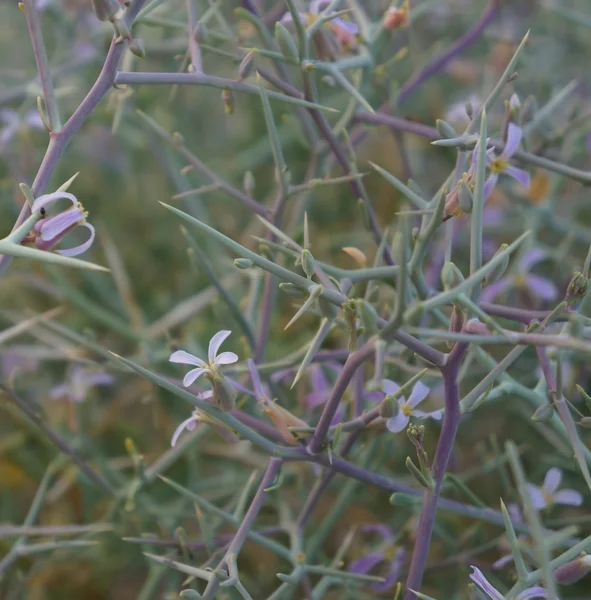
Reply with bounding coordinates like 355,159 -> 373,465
170,415 -> 198,447
183,367 -> 208,387
407,381 -> 430,408
503,123 -> 523,158
526,275 -> 558,301
505,165 -> 531,189
483,173 -> 498,200
208,330 -> 232,364
382,379 -> 401,396
520,248 -> 547,271
516,588 -> 552,600
492,553 -> 515,570
348,551 -> 384,576
31,191 -> 77,213
214,351 -> 238,366
526,484 -> 547,510
386,413 -> 410,433
469,566 -> 504,600
169,350 -> 207,367
552,489 -> 583,507
56,222 -> 96,257
542,467 -> 562,495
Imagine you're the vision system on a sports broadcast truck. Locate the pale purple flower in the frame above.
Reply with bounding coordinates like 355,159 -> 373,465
0,109 -> 44,148
50,366 -> 114,403
481,248 -> 558,304
281,1 -> 359,46
484,123 -> 531,198
305,362 -> 344,424
348,524 -> 405,592
30,191 -> 95,257
169,330 -> 238,387
170,411 -> 200,447
470,566 -> 551,599
526,467 -> 583,510
382,380 -> 441,433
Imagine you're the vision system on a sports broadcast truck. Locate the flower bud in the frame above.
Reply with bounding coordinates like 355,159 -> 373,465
565,272 -> 588,305
441,261 -> 464,290
553,554 -> 591,585
211,374 -> 236,412
579,417 -> 591,430
458,179 -> 473,214
274,22 -> 299,61
90,0 -> 119,21
357,299 -> 379,335
300,249 -> 315,279
221,88 -> 235,115
509,93 -> 521,116
279,283 -> 306,298
243,170 -> 255,196
532,402 -> 554,422
234,258 -> 253,269
238,50 -> 257,80
383,2 -> 410,29
484,244 -> 510,285
380,395 -> 398,419
436,119 -> 457,140
128,38 -> 146,59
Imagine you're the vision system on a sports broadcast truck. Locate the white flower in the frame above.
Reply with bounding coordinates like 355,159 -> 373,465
169,330 -> 238,387
526,467 -> 583,510
382,380 -> 441,433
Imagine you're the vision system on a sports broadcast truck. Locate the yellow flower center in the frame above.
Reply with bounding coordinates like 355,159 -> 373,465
491,157 -> 509,174
402,404 -> 412,417
513,274 -> 527,289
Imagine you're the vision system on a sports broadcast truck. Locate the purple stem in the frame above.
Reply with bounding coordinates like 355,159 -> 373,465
402,340 -> 469,599
201,458 -> 283,598
307,341 -> 375,454
0,0 -> 148,276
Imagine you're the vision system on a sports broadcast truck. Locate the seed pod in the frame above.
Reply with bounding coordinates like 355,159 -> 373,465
90,0 -> 120,21
436,119 -> 457,140
234,258 -> 253,269
238,50 -> 256,80
484,244 -> 510,285
458,179 -> 473,214
300,249 -> 315,279
441,261 -> 464,290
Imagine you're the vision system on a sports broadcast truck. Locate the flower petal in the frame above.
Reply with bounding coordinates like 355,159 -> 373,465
503,123 -> 523,158
183,368 -> 208,387
483,173 -> 498,199
56,222 -> 96,257
169,350 -> 206,367
516,587 -> 551,600
543,467 -> 562,495
386,413 -> 410,433
469,566 -> 504,600
348,551 -> 384,575
505,165 -> 531,189
481,276 -> 512,303
382,379 -> 400,396
373,548 -> 405,592
492,553 -> 515,570
31,191 -> 77,214
361,524 -> 394,544
526,484 -> 547,510
520,248 -> 547,272
85,372 -> 115,387
526,275 -> 558,301
552,489 -> 583,507
407,381 -> 430,408
208,330 -> 232,364
170,416 -> 198,447
214,351 -> 238,366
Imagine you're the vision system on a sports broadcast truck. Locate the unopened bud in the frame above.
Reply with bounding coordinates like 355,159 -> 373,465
458,179 -> 473,214
553,554 -> 591,585
465,101 -> 474,120
579,417 -> 591,430
532,402 -> 554,422
405,456 -> 432,488
243,170 -> 255,196
128,38 -> 146,59
357,300 -> 379,335
279,283 -> 306,298
390,492 -> 419,507
484,244 -> 510,285
383,2 -> 410,29
274,22 -> 299,61
234,258 -> 253,269
509,93 -> 521,115
441,261 -> 464,290
300,249 -> 315,279
238,50 -> 257,80
222,88 -> 235,115
91,0 -> 119,21
565,272 -> 588,305
436,119 -> 457,140
380,395 -> 398,419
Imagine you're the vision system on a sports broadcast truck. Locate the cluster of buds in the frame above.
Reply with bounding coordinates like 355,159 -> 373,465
383,1 -> 410,30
